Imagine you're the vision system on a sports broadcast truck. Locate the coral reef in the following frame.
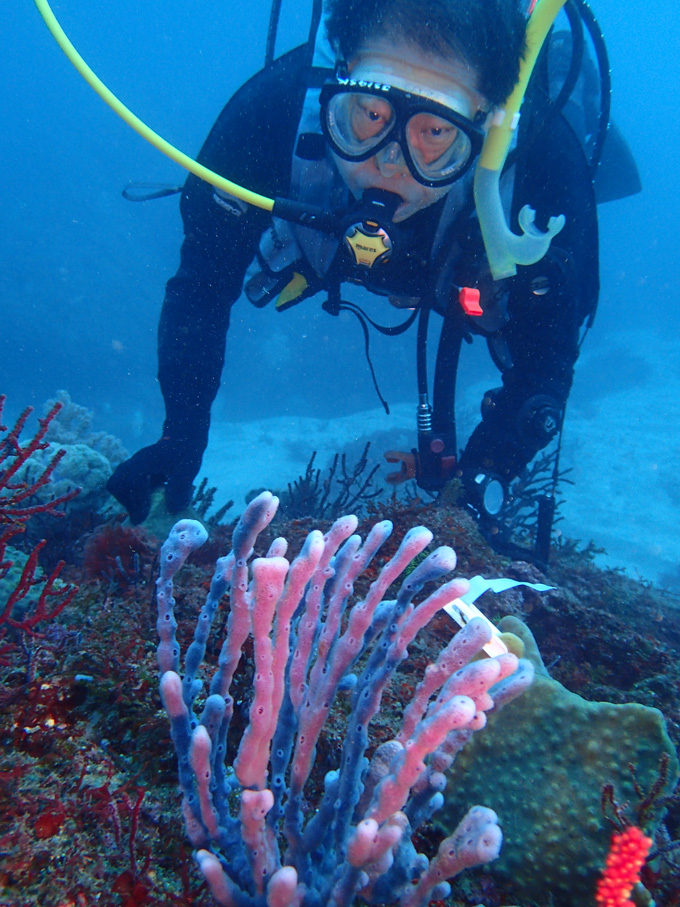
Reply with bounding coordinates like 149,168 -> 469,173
437,615 -> 678,906
17,441 -> 113,514
43,390 -> 129,470
274,444 -> 383,521
0,469 -> 679,906
0,396 -> 79,667
10,391 -> 129,516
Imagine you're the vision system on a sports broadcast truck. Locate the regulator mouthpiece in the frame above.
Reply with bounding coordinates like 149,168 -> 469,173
342,189 -> 401,269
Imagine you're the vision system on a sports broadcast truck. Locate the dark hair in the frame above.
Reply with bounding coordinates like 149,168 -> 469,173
325,0 -> 527,106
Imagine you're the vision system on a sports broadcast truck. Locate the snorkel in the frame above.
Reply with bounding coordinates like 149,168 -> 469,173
474,0 -> 568,280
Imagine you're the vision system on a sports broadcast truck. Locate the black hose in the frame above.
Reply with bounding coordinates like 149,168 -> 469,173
571,0 -> 611,172
265,0 -> 284,68
307,0 -> 324,52
432,309 -> 463,435
551,0 -> 585,117
416,307 -> 430,400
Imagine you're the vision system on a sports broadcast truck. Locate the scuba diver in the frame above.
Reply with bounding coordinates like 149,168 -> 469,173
102,0 -> 639,530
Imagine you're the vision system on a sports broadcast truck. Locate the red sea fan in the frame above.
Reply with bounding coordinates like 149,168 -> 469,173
82,523 -> 152,582
0,395 -> 80,659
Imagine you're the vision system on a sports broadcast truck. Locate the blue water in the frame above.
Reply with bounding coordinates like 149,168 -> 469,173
3,0 -> 679,455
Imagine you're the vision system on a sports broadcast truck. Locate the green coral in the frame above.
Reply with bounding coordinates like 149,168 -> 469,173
438,616 -> 679,907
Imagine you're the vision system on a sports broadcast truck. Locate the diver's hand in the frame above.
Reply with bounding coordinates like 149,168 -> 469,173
383,447 -> 456,490
384,450 -> 418,485
106,437 -> 202,524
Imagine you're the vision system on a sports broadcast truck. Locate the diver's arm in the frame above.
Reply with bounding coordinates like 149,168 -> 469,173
155,173 -> 270,511
106,181 -> 268,523
458,247 -> 585,480
107,47 -> 308,521
159,45 -> 309,449
459,113 -> 599,482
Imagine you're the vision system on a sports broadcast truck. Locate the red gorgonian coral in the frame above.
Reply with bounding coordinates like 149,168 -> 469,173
0,395 -> 80,661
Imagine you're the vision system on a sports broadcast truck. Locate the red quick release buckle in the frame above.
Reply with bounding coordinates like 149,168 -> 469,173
458,286 -> 483,316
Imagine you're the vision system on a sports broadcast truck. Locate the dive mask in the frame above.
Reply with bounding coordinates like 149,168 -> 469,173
320,77 -> 486,187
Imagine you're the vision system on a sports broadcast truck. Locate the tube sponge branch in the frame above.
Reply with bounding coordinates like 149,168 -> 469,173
155,492 -> 534,907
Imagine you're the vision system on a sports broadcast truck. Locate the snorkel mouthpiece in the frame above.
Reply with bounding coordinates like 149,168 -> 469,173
474,0 -> 568,280
474,167 -> 565,280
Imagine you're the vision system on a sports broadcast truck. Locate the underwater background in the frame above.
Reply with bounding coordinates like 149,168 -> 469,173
3,3 -> 680,906
4,0 -> 680,587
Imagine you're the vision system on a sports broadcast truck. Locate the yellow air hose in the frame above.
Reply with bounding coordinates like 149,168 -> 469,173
32,0 -> 275,213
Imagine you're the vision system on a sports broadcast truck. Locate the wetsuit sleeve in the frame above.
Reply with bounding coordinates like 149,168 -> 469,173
158,47 -> 309,449
459,111 -> 599,481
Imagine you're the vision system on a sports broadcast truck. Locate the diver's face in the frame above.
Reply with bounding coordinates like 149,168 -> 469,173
332,40 -> 488,222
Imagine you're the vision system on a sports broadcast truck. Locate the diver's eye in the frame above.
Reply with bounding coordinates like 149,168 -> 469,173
351,95 -> 394,141
407,113 -> 458,163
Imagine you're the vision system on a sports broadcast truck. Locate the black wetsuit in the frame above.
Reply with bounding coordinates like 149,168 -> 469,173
108,45 -> 599,521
